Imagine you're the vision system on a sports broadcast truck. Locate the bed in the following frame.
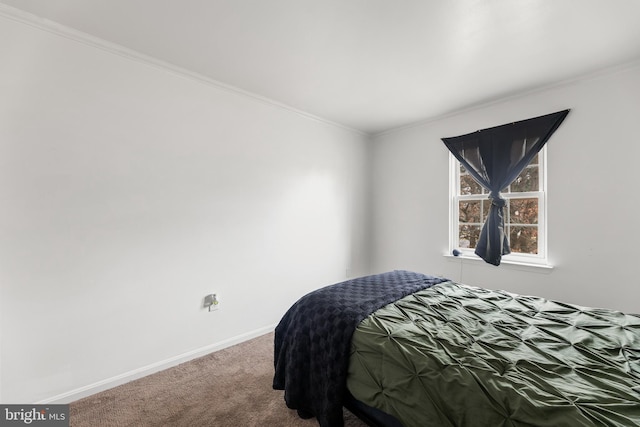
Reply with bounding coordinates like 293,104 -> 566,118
272,270 -> 640,427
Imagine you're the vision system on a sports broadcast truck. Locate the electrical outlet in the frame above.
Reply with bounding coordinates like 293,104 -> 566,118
204,293 -> 220,312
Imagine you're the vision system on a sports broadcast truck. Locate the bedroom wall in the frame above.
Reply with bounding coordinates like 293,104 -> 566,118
0,14 -> 370,403
369,61 -> 640,315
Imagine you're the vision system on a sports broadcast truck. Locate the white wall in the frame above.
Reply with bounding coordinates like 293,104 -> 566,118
0,15 -> 370,403
370,62 -> 640,314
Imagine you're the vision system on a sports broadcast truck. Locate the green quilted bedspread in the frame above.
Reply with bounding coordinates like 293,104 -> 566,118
347,281 -> 640,427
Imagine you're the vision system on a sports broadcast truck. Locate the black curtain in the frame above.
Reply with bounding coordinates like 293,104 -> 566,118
442,110 -> 570,266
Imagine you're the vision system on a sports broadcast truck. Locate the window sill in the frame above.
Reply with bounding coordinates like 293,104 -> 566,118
443,253 -> 554,273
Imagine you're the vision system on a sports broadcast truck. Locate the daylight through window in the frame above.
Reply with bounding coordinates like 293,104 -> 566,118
450,149 -> 547,264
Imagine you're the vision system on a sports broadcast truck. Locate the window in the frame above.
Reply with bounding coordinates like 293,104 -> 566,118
449,147 -> 547,265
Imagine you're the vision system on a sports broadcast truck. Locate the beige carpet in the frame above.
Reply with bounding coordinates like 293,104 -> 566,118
70,332 -> 367,426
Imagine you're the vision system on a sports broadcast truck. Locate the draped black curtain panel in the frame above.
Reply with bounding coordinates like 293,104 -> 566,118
442,110 -> 570,266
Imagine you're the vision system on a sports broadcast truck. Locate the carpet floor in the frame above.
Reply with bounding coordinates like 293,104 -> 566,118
70,332 -> 368,426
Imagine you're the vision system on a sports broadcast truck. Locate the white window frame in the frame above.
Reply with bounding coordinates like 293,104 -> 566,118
448,147 -> 549,267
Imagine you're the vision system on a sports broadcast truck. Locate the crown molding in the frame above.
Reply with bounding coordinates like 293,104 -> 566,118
373,57 -> 640,138
0,3 -> 366,136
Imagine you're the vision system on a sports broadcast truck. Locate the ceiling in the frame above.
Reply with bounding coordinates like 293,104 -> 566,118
2,0 -> 640,134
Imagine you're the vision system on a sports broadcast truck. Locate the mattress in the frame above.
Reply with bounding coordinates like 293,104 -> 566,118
273,270 -> 447,427
347,281 -> 640,426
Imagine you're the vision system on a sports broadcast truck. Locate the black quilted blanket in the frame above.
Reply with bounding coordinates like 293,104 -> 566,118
273,270 -> 447,427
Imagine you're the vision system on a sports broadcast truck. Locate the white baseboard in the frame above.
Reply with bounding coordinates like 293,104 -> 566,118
37,324 -> 277,404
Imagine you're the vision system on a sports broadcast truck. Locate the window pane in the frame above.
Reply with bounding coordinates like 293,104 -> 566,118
460,174 -> 483,195
459,200 -> 481,223
482,199 -> 489,222
510,166 -> 539,192
451,149 -> 546,263
459,225 -> 481,249
509,226 -> 538,254
509,198 -> 538,224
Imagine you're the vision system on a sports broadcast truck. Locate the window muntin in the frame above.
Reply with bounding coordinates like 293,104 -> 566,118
450,150 -> 547,264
